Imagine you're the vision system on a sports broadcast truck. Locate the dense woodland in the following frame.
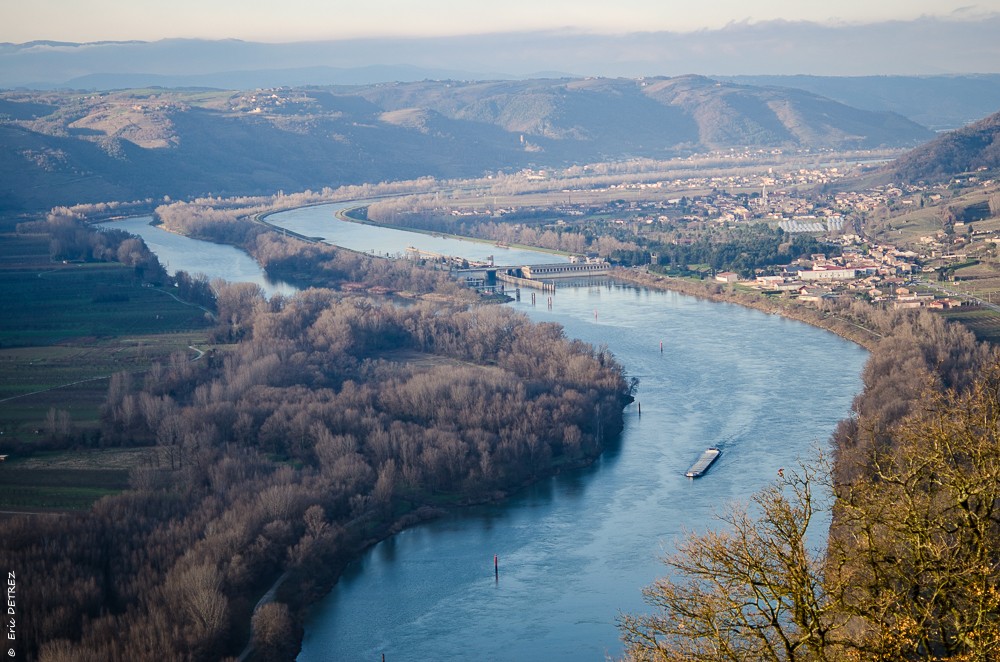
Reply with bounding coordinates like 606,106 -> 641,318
0,217 -> 630,660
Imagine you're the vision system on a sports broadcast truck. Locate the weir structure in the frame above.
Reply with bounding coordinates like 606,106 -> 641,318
404,246 -> 610,294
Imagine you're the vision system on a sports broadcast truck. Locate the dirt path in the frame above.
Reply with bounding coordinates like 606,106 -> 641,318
236,570 -> 290,661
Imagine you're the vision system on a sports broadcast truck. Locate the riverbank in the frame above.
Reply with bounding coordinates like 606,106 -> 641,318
611,268 -> 882,351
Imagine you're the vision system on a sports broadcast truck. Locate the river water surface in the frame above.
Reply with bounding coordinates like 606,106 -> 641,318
103,205 -> 868,661
97,216 -> 298,298
265,201 -> 571,267
297,281 -> 866,661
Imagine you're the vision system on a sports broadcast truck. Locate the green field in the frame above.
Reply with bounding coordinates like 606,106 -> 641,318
0,262 -> 209,348
0,234 -> 212,433
0,231 -> 214,509
0,447 -> 170,510
0,465 -> 130,511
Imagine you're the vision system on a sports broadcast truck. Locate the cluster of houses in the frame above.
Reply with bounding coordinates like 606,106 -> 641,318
716,246 -> 964,310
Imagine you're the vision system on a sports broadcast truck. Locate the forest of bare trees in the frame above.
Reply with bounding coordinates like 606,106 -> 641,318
248,233 -> 476,300
1,247 -> 630,660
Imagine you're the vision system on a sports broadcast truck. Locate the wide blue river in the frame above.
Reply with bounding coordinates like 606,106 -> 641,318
103,204 -> 868,661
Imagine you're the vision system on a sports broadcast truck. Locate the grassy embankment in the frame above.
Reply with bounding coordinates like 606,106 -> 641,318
0,231 -> 213,511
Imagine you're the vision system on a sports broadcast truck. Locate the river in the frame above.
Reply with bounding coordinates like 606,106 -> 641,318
264,201 -> 572,267
102,204 -> 868,661
96,216 -> 299,298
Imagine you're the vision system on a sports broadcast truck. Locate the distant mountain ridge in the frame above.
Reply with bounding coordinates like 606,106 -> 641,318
720,75 -> 1000,131
348,76 -> 931,152
0,77 -> 934,214
4,36 -> 998,132
59,65 -> 522,91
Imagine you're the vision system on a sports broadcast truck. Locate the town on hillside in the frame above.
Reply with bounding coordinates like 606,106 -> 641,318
418,156 -> 1000,314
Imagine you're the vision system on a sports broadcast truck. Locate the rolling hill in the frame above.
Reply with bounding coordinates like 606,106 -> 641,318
0,77 -> 935,215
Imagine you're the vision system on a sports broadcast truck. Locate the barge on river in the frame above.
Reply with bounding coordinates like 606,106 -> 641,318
686,448 -> 720,478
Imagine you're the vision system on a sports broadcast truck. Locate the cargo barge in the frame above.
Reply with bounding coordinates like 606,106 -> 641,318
686,447 -> 720,478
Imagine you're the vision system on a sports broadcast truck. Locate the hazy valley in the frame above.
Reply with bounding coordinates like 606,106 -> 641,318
5,17 -> 1000,662
0,75 -> 950,214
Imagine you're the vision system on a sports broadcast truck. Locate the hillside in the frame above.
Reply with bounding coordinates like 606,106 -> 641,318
886,109 -> 1000,183
350,76 -> 931,153
0,77 -> 933,215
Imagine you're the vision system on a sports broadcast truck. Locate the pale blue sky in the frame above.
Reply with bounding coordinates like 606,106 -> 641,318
4,0 -> 1000,43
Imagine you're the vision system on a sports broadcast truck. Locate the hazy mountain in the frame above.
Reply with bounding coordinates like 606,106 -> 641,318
0,77 -> 934,214
886,110 -> 1000,183
2,15 -> 999,90
719,75 -> 1000,131
0,39 -> 523,89
59,65 -> 521,91
350,76 -> 932,152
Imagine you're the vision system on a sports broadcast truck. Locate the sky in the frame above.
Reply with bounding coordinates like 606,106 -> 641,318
4,0 -> 1000,43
